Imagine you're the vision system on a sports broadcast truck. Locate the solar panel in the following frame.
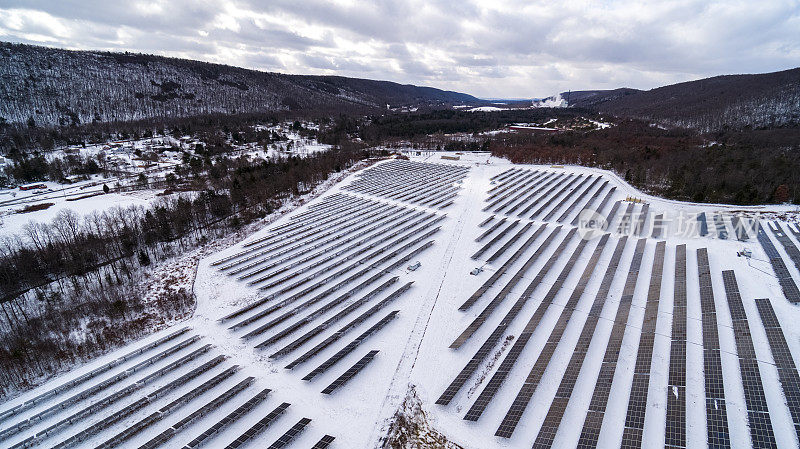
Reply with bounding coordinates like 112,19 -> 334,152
531,174 -> 583,219
486,222 -> 533,263
504,173 -> 561,215
478,215 -> 495,227
696,248 -> 731,447
722,270 -> 777,447
452,227 -> 572,349
303,310 -> 399,380
436,230 -> 581,405
321,350 -> 379,394
475,217 -> 508,242
756,224 -> 800,303
697,212 -> 709,237
311,434 -> 336,448
266,418 -> 312,449
603,200 -> 622,229
464,234 -> 609,422
555,177 -> 604,223
542,175 -> 593,221
665,244 -> 687,448
650,214 -> 665,239
570,238 -> 647,446
223,403 -> 290,449
517,173 -> 571,217
713,214 -> 729,239
472,220 -> 521,260
0,334 -> 201,439
755,298 -> 800,442
572,186 -> 616,227
632,203 -> 650,236
182,388 -> 272,449
95,365 -> 240,449
0,326 -> 191,425
50,355 -> 227,449
730,216 -> 751,241
275,282 -> 412,360
459,224 -> 549,311
621,241 -> 666,447
2,343 -> 213,444
616,203 -> 635,235
139,378 -> 254,449
525,237 -> 631,447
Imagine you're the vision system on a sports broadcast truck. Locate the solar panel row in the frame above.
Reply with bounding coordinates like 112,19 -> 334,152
0,326 -> 191,425
650,214 -> 665,239
459,223 -> 548,311
266,418 -> 311,449
621,240 -> 666,448
486,222 -> 534,263
0,334 -> 201,439
139,378 -> 255,449
531,174 -> 584,219
303,310 -> 399,381
182,388 -> 272,449
572,186 -> 617,227
754,298 -> 800,442
531,236 -> 629,448
451,227 -> 572,350
721,270 -> 777,448
558,178 -> 606,223
574,238 -> 647,448
541,175 -> 593,221
273,281 -> 413,359
3,342 -> 212,444
632,203 -> 650,236
714,214 -> 729,239
475,217 -> 508,242
249,276 -> 399,346
223,402 -> 290,449
471,220 -> 521,260
94,365 -> 240,449
48,355 -> 228,449
503,173 -> 562,215
665,244 -> 687,448
231,206 -> 413,278
517,173 -> 571,217
756,224 -> 800,303
471,234 -> 609,425
697,212 -> 709,237
696,248 -> 731,448
616,203 -> 635,235
321,350 -> 379,394
437,229 -> 578,405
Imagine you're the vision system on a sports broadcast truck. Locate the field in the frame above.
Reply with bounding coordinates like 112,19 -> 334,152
1,152 -> 799,448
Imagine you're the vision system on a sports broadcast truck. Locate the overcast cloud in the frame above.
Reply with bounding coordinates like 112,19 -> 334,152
1,0 -> 798,98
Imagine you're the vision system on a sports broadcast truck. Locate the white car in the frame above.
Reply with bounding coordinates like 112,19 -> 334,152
470,267 -> 484,275
408,261 -> 421,271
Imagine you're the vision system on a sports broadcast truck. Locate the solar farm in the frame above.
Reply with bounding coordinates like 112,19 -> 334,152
1,152 -> 800,448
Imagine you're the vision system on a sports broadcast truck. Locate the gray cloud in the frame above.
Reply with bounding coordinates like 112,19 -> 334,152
0,0 -> 797,98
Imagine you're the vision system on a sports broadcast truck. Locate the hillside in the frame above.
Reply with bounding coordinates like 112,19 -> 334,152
0,42 -> 480,127
563,68 -> 800,131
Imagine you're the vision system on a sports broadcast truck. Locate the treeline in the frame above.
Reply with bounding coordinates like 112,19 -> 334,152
490,120 -> 800,204
0,145 -> 373,394
358,108 -> 586,142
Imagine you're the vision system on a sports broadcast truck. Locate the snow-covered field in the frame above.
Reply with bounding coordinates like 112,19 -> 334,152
1,152 -> 799,449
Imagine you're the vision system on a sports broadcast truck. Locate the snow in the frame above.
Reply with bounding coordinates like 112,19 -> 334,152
1,152 -> 799,448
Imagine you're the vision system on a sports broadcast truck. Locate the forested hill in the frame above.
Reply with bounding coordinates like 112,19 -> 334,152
563,68 -> 800,131
0,42 -> 480,127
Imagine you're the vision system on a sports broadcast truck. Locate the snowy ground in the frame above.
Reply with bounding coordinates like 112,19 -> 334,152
1,152 -> 799,449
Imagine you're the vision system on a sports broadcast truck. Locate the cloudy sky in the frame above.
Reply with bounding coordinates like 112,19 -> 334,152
1,0 -> 798,98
